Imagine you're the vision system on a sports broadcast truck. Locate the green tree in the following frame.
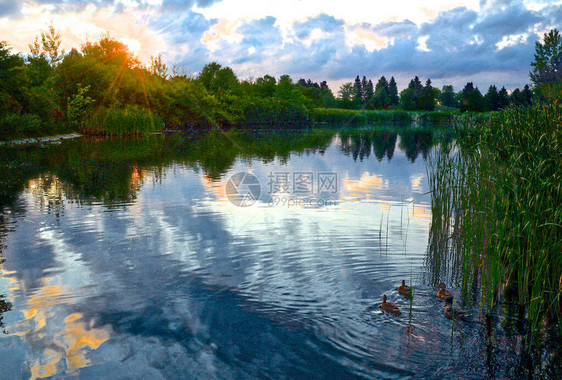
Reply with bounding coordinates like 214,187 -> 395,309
364,79 -> 374,106
438,85 -> 458,108
418,78 -> 437,110
374,76 -> 389,109
67,84 -> 94,130
498,86 -> 509,109
460,82 -> 484,112
522,84 -> 533,105
353,75 -> 363,106
530,29 -> 562,86
149,54 -> 168,79
388,77 -> 399,106
484,85 -> 499,111
254,75 -> 277,97
338,82 -> 355,108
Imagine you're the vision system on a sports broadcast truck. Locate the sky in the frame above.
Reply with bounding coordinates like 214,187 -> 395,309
0,0 -> 560,92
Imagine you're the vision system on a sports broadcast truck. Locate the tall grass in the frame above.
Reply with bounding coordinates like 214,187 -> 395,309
83,106 -> 163,136
427,104 -> 561,336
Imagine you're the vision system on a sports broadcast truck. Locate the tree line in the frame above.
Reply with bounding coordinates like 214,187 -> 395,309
337,75 -> 533,112
0,27 -> 560,139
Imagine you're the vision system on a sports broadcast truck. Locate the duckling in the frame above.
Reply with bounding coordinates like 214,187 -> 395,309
397,280 -> 411,299
437,282 -> 454,302
444,305 -> 468,321
380,294 -> 401,316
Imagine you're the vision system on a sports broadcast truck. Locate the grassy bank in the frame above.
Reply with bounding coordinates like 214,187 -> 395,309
427,103 -> 561,335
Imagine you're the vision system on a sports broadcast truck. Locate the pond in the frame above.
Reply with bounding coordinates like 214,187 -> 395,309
0,127 -> 555,378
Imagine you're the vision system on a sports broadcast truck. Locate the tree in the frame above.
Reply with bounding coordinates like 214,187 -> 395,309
339,82 -> 355,108
374,76 -> 389,109
388,77 -> 399,106
530,29 -> 562,86
361,76 -> 368,101
484,85 -> 499,111
254,75 -> 276,97
460,82 -> 484,112
353,75 -> 363,106
418,78 -> 437,110
364,79 -> 374,106
41,25 -> 64,65
522,84 -> 533,105
149,54 -> 168,79
498,86 -> 510,109
439,85 -> 458,108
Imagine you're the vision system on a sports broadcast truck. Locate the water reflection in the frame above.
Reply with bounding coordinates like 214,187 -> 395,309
0,126 -> 550,378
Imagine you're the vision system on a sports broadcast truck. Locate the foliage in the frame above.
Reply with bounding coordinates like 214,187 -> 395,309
530,29 -> 562,86
67,84 -> 94,130
85,105 -> 163,136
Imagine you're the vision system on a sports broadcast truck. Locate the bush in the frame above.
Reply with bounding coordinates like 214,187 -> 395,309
241,98 -> 311,129
0,114 -> 43,140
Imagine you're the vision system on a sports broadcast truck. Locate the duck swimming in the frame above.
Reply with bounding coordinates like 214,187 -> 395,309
380,294 -> 401,316
398,280 -> 411,298
437,282 -> 454,302
444,305 -> 468,321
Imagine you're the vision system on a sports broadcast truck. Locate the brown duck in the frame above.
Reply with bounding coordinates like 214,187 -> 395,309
444,305 -> 468,321
437,282 -> 454,302
397,280 -> 411,299
380,294 -> 401,316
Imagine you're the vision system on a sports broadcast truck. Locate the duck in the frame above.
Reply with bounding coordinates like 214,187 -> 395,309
437,282 -> 454,302
380,294 -> 401,316
444,305 -> 468,321
397,280 -> 411,299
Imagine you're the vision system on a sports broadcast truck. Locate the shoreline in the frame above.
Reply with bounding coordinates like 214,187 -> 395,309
0,133 -> 82,146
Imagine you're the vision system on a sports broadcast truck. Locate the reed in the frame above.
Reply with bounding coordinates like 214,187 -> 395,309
83,106 -> 163,136
427,103 -> 561,336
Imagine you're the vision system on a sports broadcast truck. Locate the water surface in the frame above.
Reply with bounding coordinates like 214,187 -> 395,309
0,128 -> 549,378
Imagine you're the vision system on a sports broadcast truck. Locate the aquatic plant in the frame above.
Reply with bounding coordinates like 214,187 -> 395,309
84,106 -> 163,136
427,103 -> 561,336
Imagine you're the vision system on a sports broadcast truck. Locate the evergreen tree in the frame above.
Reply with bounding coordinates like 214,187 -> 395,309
353,75 -> 363,106
522,84 -> 533,105
418,78 -> 437,110
364,79 -> 374,106
460,82 -> 484,111
484,85 -> 499,111
498,86 -> 510,109
388,77 -> 399,106
374,76 -> 389,109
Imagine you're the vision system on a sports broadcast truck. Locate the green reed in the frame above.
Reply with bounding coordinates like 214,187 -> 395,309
83,106 -> 163,136
427,103 -> 561,335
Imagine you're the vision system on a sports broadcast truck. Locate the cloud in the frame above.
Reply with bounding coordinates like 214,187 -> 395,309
292,13 -> 344,39
475,4 -> 540,37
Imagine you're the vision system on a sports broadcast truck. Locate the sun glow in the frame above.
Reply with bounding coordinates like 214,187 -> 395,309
121,36 -> 142,56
